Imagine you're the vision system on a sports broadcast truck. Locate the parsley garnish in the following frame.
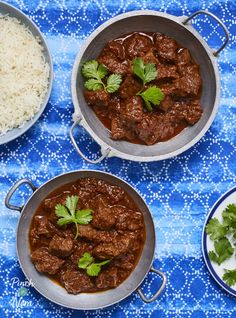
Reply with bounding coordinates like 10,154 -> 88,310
55,195 -> 93,239
206,203 -> 236,287
78,252 -> 110,277
82,60 -> 122,93
132,57 -> 164,111
222,269 -> 236,287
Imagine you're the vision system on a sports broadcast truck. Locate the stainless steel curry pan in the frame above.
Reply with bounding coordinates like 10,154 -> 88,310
5,170 -> 166,310
70,10 -> 229,163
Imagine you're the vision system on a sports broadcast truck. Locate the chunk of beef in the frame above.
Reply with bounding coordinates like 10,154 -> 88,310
173,65 -> 201,96
78,225 -> 116,243
43,193 -> 70,217
113,253 -> 135,270
96,267 -> 119,289
70,242 -> 93,265
154,33 -> 178,62
111,117 -> 126,140
136,113 -> 176,144
121,96 -> 144,124
177,48 -> 192,73
106,40 -> 126,60
93,235 -> 132,259
123,33 -> 152,59
171,101 -> 203,125
91,196 -> 116,230
184,101 -> 203,124
49,234 -> 74,258
102,184 -> 125,203
135,114 -> 160,145
32,216 -> 62,239
116,210 -> 144,231
77,178 -> 125,203
31,247 -> 65,275
156,63 -> 179,81
142,50 -> 159,65
98,52 -> 130,75
84,90 -> 110,107
119,74 -> 142,99
159,95 -> 174,112
61,269 -> 94,294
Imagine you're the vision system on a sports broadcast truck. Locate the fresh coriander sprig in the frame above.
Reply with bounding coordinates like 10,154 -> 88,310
132,57 -> 157,85
132,57 -> 164,111
208,237 -> 234,265
78,252 -> 110,277
206,203 -> 236,287
55,195 -> 93,239
137,86 -> 164,111
223,269 -> 236,287
82,60 -> 122,93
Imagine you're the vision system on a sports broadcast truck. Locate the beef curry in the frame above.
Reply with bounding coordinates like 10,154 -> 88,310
29,178 -> 146,294
83,32 -> 203,145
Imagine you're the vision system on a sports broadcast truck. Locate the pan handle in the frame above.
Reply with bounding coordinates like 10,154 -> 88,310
5,179 -> 37,212
69,116 -> 111,164
137,267 -> 167,303
182,10 -> 229,56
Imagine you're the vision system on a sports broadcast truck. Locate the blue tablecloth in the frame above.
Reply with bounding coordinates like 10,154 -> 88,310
0,0 -> 236,317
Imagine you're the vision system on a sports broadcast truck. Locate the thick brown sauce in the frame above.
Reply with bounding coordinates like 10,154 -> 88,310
84,31 -> 203,145
29,178 -> 146,293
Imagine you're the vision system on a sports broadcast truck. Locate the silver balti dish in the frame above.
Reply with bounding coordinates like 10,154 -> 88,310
70,10 -> 228,163
5,170 -> 166,309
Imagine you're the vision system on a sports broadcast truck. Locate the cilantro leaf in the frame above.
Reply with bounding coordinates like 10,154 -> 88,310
132,57 -> 157,85
106,74 -> 122,93
208,237 -> 234,265
65,195 -> 78,218
143,62 -> 157,84
97,64 -> 108,79
86,260 -> 110,276
206,218 -> 228,240
55,204 -> 69,218
132,57 -> 145,82
78,252 -> 110,276
82,60 -> 100,79
55,195 -> 93,239
78,252 -> 94,269
138,86 -> 165,111
76,209 -> 93,224
84,79 -> 103,91
223,269 -> 236,287
82,60 -> 122,93
222,204 -> 236,229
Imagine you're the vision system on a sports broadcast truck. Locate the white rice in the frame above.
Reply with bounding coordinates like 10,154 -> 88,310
0,16 -> 49,135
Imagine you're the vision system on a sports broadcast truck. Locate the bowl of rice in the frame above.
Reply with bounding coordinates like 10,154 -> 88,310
0,2 -> 53,145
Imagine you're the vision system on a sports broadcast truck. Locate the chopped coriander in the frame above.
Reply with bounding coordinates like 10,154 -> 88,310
55,195 -> 93,239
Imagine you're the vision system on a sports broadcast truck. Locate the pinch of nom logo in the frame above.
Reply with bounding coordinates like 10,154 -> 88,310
10,277 -> 34,310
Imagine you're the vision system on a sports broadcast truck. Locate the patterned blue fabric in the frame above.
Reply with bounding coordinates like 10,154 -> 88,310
0,0 -> 236,317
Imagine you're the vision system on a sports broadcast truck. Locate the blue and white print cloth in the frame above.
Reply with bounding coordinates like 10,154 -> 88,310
0,0 -> 236,317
